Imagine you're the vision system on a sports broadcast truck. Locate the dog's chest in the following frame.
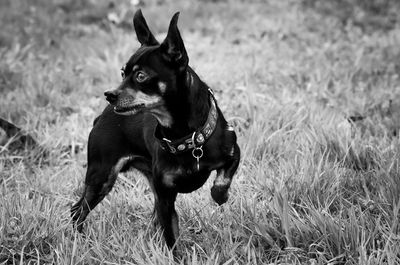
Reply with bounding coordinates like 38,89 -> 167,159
156,128 -> 236,193
161,159 -> 217,193
162,167 -> 188,187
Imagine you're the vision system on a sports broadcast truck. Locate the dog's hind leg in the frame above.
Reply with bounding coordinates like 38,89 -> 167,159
71,156 -> 151,232
71,184 -> 108,233
211,143 -> 240,205
71,161 -> 118,233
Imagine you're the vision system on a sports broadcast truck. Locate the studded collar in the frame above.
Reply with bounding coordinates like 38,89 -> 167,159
154,87 -> 218,155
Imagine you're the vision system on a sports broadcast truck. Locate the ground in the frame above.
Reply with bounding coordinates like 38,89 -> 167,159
1,0 -> 400,264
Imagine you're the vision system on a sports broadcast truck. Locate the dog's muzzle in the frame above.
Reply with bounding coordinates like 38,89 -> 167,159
104,90 -> 120,104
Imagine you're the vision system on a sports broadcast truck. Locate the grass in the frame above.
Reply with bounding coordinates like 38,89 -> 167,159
1,0 -> 400,264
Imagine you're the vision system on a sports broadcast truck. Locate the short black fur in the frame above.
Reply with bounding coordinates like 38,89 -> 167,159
71,10 -> 240,253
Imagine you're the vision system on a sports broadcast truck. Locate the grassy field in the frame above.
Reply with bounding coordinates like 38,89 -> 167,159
1,0 -> 400,264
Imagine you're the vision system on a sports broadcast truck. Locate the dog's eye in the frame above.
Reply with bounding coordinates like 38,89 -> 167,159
135,71 -> 148,83
120,69 -> 125,80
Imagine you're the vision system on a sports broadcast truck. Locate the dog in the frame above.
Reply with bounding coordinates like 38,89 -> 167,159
71,9 -> 240,251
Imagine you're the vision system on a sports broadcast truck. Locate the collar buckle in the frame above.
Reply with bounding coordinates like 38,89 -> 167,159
162,137 -> 177,153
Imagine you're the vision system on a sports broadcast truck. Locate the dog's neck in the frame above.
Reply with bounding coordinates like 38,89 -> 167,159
157,68 -> 211,140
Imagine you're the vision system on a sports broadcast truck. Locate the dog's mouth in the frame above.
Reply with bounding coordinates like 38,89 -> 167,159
113,102 -> 162,115
113,103 -> 145,115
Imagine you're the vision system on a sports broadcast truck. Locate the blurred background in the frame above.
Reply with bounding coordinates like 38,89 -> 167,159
1,0 -> 400,264
2,0 -> 400,146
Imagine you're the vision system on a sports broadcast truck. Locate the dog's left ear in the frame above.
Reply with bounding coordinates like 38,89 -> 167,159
160,12 -> 188,72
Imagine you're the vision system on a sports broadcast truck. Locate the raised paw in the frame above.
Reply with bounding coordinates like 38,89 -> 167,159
211,186 -> 229,205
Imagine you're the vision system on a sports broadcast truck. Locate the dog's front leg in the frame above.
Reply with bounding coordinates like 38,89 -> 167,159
211,143 -> 240,205
153,182 -> 179,250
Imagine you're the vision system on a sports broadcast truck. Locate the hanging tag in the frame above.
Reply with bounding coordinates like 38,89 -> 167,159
192,146 -> 203,171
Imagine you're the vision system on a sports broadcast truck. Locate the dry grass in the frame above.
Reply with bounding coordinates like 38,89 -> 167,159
1,0 -> 400,264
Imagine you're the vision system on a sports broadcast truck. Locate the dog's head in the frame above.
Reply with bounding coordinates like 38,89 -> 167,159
104,10 -> 189,127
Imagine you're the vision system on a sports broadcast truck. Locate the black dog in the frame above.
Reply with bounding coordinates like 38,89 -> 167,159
71,10 -> 240,250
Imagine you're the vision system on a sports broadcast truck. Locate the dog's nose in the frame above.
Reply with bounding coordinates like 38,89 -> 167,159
104,90 -> 119,104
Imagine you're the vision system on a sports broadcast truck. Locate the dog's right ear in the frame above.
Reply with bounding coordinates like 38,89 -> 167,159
160,12 -> 188,72
133,9 -> 159,46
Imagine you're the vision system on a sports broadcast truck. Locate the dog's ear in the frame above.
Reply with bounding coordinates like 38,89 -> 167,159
133,9 -> 159,46
160,12 -> 188,71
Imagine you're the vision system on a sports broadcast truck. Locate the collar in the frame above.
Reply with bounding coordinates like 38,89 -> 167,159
154,84 -> 218,154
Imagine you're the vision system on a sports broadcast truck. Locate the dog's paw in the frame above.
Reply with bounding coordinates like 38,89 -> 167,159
211,186 -> 229,205
70,204 -> 85,233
